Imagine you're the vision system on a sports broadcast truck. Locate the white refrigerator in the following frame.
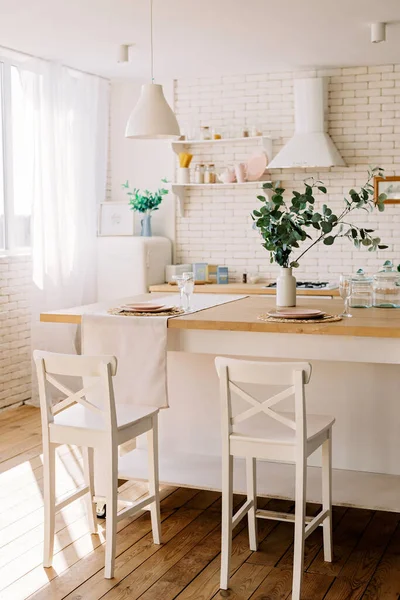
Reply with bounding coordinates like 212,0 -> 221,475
97,236 -> 172,301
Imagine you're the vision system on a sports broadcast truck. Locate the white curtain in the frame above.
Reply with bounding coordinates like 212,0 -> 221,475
10,58 -> 109,401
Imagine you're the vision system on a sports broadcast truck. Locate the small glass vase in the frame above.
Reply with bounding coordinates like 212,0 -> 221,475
140,213 -> 152,237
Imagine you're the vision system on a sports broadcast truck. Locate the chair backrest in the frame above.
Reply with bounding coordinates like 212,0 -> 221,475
215,357 -> 312,450
33,350 -> 118,438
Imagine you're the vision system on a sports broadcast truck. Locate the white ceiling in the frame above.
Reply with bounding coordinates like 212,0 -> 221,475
1,0 -> 400,80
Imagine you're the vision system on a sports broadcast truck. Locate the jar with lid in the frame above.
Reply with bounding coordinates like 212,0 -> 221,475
200,126 -> 211,140
194,164 -> 205,184
373,260 -> 400,308
204,164 -> 216,184
349,269 -> 373,308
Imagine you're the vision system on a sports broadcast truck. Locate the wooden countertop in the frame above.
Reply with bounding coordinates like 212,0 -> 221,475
149,282 -> 340,297
41,294 -> 400,338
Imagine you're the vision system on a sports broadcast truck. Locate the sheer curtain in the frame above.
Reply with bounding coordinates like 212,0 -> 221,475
10,58 -> 109,401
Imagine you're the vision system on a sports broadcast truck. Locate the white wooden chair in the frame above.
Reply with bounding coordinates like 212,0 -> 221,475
33,350 -> 162,579
215,357 -> 335,600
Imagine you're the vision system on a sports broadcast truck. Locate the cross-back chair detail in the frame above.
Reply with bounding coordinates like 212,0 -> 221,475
33,349 -> 162,580
215,356 -> 334,600
45,374 -> 103,416
229,381 -> 297,431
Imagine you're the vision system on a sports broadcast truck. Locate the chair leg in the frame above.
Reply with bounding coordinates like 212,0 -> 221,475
246,457 -> 258,551
292,456 -> 307,600
322,432 -> 333,562
147,415 -> 162,545
43,441 -> 56,568
83,447 -> 97,535
104,445 -> 118,579
220,453 -> 233,590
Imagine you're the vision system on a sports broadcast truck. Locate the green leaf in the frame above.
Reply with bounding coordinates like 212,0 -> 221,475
323,236 -> 335,245
378,244 -> 389,250
257,195 -> 266,202
321,221 -> 333,234
290,261 -> 299,268
318,186 -> 327,193
263,182 -> 273,189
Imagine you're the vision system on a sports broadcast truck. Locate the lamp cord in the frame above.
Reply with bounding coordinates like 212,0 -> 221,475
150,0 -> 154,82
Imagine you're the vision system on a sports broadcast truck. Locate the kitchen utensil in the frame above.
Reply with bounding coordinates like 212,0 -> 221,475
177,167 -> 190,184
219,167 -> 236,184
234,162 -> 247,183
247,152 -> 268,181
267,308 -> 325,319
178,152 -> 193,168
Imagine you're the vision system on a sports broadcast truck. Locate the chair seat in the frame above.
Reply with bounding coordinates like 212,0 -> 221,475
231,412 -> 335,445
53,403 -> 158,431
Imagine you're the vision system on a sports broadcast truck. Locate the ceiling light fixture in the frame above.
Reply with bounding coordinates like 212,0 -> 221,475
118,44 -> 133,63
371,22 -> 386,43
125,0 -> 180,140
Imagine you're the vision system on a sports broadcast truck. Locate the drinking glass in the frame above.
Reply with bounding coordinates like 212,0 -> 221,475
182,271 -> 195,311
172,275 -> 187,309
339,275 -> 352,318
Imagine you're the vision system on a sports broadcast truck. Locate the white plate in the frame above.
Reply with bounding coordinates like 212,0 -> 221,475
119,305 -> 174,314
120,303 -> 166,311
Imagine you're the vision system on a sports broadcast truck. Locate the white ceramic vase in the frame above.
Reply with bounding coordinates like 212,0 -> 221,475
276,267 -> 296,307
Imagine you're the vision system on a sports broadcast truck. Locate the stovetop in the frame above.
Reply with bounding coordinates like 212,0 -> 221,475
265,281 -> 338,290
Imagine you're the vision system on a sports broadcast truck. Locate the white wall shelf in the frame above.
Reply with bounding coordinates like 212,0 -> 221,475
171,181 -> 271,216
172,135 -> 273,156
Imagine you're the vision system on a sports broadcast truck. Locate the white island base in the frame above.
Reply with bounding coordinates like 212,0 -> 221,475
119,348 -> 400,513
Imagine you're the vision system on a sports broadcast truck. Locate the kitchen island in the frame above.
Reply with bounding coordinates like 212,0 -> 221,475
41,295 -> 400,512
149,282 -> 340,297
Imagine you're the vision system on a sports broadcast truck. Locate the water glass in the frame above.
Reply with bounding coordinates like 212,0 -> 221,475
172,275 -> 187,309
339,275 -> 352,318
182,271 -> 195,311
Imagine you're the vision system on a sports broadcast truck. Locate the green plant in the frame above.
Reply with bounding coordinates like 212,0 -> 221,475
252,167 -> 388,268
122,179 -> 169,213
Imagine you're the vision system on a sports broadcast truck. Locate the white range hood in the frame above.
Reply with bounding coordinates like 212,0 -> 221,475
268,77 -> 346,169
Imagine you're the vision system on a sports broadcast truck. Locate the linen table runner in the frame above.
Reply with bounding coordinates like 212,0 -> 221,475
82,294 -> 245,409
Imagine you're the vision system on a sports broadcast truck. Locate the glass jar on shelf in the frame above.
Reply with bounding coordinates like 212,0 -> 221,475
194,163 -> 205,184
212,128 -> 222,140
204,164 -> 216,184
200,126 -> 211,140
373,260 -> 400,308
349,269 -> 373,308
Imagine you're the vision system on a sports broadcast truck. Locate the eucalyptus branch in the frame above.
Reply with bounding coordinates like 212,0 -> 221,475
252,167 -> 388,269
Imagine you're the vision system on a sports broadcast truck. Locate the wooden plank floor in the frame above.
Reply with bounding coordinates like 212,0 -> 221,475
1,406 -> 400,600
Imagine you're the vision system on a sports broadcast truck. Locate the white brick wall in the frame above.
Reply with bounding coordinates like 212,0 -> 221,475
0,255 -> 32,410
174,65 -> 400,281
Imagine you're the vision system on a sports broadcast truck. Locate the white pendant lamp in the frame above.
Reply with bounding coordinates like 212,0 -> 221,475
125,0 -> 180,140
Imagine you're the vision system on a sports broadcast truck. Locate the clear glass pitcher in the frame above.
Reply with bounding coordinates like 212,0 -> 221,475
349,269 -> 373,308
373,260 -> 400,308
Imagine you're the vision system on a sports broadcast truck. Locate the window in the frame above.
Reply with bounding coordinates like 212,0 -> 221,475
0,60 -> 32,252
